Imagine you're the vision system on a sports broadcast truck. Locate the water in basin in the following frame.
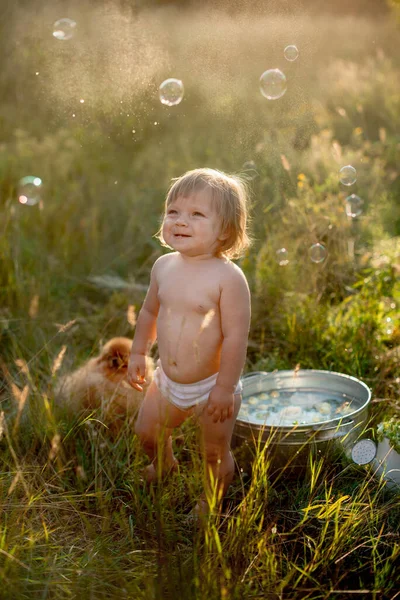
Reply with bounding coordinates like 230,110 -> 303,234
239,388 -> 356,427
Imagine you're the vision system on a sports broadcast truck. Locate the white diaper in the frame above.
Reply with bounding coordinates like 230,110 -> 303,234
154,359 -> 242,413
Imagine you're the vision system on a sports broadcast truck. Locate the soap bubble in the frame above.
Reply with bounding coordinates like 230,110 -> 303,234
260,69 -> 287,100
242,160 -> 256,170
339,165 -> 357,186
242,160 -> 258,180
18,176 -> 42,206
284,45 -> 299,61
345,194 -> 363,217
53,18 -> 77,41
385,317 -> 393,335
159,78 -> 184,106
276,248 -> 289,266
309,243 -> 327,263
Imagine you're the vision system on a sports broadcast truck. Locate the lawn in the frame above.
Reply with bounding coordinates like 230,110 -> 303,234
1,1 -> 399,598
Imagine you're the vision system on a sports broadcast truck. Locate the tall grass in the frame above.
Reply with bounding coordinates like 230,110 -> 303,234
1,407 -> 399,598
1,3 -> 400,598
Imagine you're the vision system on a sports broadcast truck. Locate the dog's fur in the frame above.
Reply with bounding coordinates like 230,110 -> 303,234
55,337 -> 153,426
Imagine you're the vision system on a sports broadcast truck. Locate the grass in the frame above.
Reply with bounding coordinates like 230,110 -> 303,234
1,410 -> 399,598
1,2 -> 400,598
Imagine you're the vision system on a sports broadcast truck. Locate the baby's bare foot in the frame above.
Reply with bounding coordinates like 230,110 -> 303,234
193,498 -> 210,517
143,464 -> 157,483
184,498 -> 210,528
142,460 -> 179,484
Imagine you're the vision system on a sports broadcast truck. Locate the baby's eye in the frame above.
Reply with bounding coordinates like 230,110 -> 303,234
167,209 -> 177,215
193,211 -> 205,217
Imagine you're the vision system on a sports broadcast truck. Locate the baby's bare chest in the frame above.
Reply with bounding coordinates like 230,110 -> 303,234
157,270 -> 220,315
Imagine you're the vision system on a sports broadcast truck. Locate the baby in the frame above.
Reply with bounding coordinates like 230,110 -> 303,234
127,168 -> 251,514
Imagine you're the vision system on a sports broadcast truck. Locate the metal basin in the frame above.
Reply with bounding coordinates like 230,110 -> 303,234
234,369 -> 372,474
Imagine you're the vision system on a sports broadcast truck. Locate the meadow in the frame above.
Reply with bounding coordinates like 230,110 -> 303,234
1,2 -> 400,598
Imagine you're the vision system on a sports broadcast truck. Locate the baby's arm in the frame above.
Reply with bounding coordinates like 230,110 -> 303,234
207,266 -> 251,422
127,259 -> 161,391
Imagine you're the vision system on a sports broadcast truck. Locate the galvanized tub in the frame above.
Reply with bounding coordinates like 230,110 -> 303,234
234,369 -> 372,474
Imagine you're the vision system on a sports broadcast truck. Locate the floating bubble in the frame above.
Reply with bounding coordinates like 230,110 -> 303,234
242,160 -> 258,180
53,18 -> 77,41
242,160 -> 256,170
260,69 -> 287,100
385,317 -> 393,335
339,165 -> 357,186
345,194 -> 363,218
159,78 -> 184,106
284,45 -> 299,61
18,176 -> 42,206
276,248 -> 289,266
309,243 -> 327,263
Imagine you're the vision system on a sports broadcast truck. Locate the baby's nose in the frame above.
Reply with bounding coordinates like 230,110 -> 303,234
176,215 -> 188,225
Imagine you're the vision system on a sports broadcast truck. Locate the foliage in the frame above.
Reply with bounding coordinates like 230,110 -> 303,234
0,406 -> 400,599
377,418 -> 400,454
0,5 -> 400,599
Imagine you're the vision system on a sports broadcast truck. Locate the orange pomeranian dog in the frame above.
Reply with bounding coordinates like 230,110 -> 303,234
55,337 -> 154,427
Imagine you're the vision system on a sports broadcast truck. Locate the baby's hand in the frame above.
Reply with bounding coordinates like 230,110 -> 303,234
127,353 -> 147,392
207,384 -> 234,423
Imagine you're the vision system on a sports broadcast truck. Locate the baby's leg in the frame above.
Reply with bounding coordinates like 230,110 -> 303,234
197,393 -> 242,513
134,380 -> 189,481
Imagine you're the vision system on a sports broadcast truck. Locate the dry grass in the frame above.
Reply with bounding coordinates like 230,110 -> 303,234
1,3 -> 400,598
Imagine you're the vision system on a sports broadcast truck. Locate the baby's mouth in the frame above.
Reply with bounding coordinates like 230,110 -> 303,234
174,233 -> 191,237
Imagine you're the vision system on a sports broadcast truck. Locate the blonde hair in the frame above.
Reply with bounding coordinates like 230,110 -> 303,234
156,168 -> 251,259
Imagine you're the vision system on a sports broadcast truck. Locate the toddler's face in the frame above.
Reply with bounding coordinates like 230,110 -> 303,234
162,189 -> 227,259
